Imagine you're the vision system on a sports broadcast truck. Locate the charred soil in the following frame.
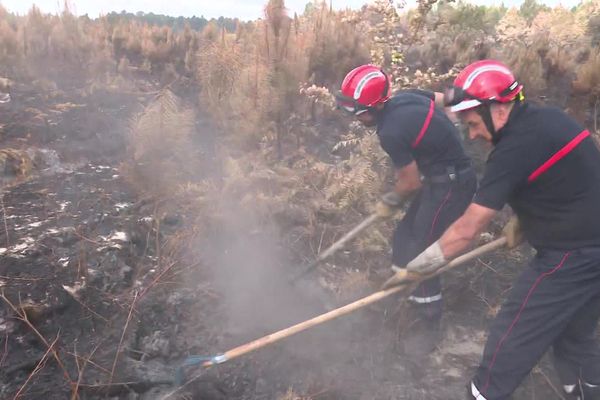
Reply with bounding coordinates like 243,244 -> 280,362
0,81 -> 565,400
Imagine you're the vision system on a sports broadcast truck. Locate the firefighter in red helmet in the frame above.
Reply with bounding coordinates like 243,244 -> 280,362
336,64 -> 477,358
386,59 -> 600,399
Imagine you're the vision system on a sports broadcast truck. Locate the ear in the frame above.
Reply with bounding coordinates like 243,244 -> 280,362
491,102 -> 512,121
500,103 -> 513,118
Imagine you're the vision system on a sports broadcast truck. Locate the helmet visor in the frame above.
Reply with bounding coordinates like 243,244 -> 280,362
444,86 -> 482,112
335,91 -> 369,116
444,86 -> 468,107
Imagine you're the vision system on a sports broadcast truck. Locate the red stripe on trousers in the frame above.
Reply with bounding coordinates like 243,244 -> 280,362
482,252 -> 571,395
528,130 -> 590,183
418,187 -> 452,298
427,187 -> 453,244
412,99 -> 435,148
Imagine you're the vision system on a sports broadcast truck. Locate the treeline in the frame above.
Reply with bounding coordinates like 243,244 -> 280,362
2,0 -> 600,143
102,11 -> 239,32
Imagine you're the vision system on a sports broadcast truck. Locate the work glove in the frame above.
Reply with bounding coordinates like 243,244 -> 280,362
406,241 -> 447,275
375,191 -> 404,218
503,215 -> 524,249
381,241 -> 447,289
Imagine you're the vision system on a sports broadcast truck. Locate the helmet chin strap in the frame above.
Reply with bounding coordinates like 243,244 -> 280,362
477,98 -> 523,144
367,101 -> 387,123
476,104 -> 501,144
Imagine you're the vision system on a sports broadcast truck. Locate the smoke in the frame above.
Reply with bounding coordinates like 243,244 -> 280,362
205,198 -> 331,340
191,187 -> 409,399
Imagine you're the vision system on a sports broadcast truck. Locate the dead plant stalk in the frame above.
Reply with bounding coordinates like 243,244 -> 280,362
67,351 -> 111,376
0,291 -> 73,384
533,366 -> 566,400
108,290 -> 138,387
71,340 -> 104,400
138,261 -> 178,300
1,191 -> 9,247
0,332 -> 8,368
69,295 -> 108,322
12,334 -> 60,400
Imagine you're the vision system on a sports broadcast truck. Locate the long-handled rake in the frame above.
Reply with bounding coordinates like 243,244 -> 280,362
165,237 -> 507,399
289,211 -> 403,283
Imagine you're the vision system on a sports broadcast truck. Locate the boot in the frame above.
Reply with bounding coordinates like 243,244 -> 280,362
398,301 -> 442,360
401,317 -> 440,358
562,381 -> 600,400
563,383 -> 582,400
582,382 -> 600,400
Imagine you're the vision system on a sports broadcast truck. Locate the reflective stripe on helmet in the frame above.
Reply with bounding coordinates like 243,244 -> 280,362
462,65 -> 513,91
354,70 -> 386,101
450,98 -> 482,113
507,81 -> 519,91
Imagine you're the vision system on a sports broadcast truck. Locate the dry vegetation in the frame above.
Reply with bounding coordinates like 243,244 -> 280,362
2,0 -> 599,207
2,0 -> 600,398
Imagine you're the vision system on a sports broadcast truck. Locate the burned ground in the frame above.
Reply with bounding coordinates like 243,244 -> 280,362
0,80 -> 567,400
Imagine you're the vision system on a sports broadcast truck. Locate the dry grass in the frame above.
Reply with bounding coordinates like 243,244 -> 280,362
3,3 -> 600,398
0,2 -> 596,290
0,291 -> 74,393
124,88 -> 197,196
0,1 -> 593,114
0,149 -> 34,179
12,334 -> 60,399
107,290 -> 137,388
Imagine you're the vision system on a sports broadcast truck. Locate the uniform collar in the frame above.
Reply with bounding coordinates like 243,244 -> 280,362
374,101 -> 390,129
493,101 -> 528,144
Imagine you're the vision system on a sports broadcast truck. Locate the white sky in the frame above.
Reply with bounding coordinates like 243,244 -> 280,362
0,0 -> 582,20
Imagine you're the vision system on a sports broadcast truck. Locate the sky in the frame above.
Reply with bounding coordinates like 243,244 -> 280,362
0,0 -> 583,20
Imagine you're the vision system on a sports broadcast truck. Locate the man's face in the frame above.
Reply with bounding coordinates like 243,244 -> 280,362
355,110 -> 378,127
459,109 -> 493,142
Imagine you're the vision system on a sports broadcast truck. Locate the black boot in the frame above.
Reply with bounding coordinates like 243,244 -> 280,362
563,383 -> 582,400
562,381 -> 600,400
582,382 -> 600,400
398,300 -> 442,359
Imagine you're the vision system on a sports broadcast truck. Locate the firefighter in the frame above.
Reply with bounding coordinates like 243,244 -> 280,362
336,65 -> 477,357
389,59 -> 600,399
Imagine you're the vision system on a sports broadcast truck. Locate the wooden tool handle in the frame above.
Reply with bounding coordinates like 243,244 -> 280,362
290,213 -> 382,283
207,284 -> 406,366
205,237 -> 508,367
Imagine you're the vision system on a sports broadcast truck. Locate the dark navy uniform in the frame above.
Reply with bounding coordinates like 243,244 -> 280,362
376,90 -> 477,329
470,102 -> 600,400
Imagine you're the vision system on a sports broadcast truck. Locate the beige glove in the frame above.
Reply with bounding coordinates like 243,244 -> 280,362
381,241 -> 447,289
406,241 -> 447,275
503,215 -> 524,249
375,191 -> 404,218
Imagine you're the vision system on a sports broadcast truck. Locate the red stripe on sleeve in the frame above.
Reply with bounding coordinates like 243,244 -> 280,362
411,99 -> 435,148
528,130 -> 590,183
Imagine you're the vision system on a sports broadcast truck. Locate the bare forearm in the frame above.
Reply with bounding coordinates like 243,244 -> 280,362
439,204 -> 496,259
399,204 -> 497,278
439,220 -> 479,259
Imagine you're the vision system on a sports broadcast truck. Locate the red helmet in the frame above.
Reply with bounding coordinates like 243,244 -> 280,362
336,65 -> 391,115
445,60 -> 523,112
